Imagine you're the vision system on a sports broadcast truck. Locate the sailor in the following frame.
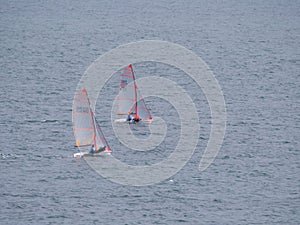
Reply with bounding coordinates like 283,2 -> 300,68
126,113 -> 133,122
96,146 -> 106,153
90,144 -> 95,153
132,115 -> 140,123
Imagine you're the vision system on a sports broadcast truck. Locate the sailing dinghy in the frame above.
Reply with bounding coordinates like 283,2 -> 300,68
73,88 -> 111,158
116,64 -> 152,123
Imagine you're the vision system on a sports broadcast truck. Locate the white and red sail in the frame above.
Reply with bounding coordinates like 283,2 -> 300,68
73,88 -> 111,152
118,64 -> 152,121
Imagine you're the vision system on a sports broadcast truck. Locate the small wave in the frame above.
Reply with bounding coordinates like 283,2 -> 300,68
41,119 -> 59,123
0,153 -> 18,159
25,119 -> 59,124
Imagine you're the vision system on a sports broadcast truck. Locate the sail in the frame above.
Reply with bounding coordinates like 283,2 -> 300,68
73,89 -> 95,146
118,64 -> 136,114
93,114 -> 111,152
118,64 -> 152,120
73,88 -> 111,152
136,98 -> 152,120
129,92 -> 152,121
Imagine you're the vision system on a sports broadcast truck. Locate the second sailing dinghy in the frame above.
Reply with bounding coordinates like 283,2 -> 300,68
73,88 -> 111,158
116,64 -> 152,123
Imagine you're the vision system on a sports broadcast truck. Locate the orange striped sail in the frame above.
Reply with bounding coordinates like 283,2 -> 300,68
118,64 -> 152,121
73,88 -> 110,151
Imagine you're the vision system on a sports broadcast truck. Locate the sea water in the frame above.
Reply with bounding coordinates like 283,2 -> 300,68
0,0 -> 299,224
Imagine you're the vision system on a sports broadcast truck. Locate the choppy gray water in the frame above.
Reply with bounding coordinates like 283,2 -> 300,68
0,0 -> 299,224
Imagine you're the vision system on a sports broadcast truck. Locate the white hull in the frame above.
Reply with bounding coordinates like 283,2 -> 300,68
73,151 -> 111,158
114,118 -> 127,123
114,118 -> 153,124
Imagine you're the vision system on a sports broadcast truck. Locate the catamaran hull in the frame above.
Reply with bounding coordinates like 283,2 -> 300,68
114,118 -> 127,123
114,118 -> 153,123
73,151 -> 111,158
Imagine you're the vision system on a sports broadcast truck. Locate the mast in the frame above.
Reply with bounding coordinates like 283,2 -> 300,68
90,111 -> 97,150
84,89 -> 97,150
129,64 -> 138,119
